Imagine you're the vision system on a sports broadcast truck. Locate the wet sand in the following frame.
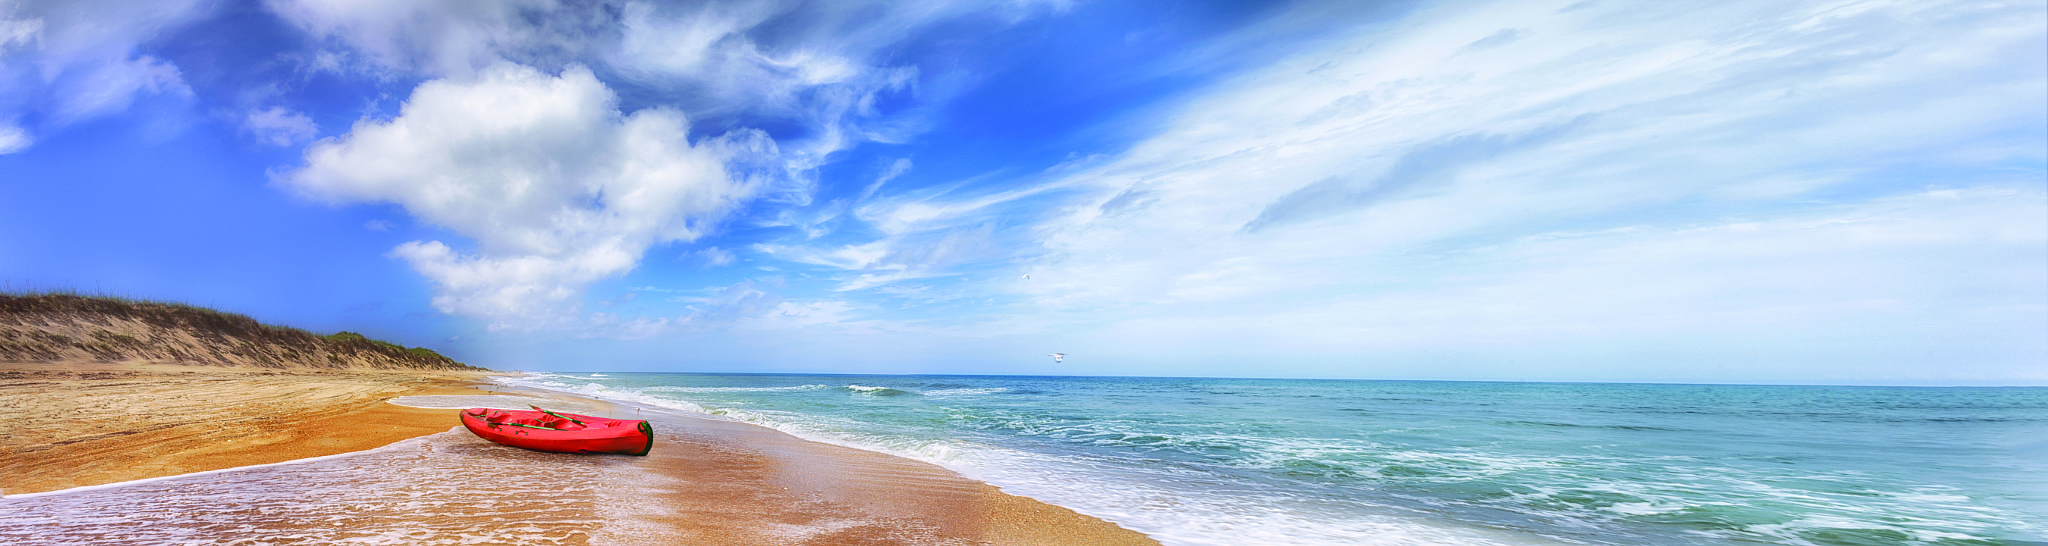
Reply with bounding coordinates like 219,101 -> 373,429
0,362 -> 1159,545
587,397 -> 1156,545
0,361 -> 491,495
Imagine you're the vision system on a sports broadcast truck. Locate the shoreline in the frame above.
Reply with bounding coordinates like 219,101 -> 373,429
0,361 -> 1158,545
0,361 -> 491,496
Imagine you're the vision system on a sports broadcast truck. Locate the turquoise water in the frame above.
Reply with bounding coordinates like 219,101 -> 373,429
501,374 -> 2048,546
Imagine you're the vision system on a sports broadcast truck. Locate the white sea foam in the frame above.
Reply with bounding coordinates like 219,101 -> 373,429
923,387 -> 1009,397
386,394 -> 584,411
684,403 -> 975,464
482,374 -> 2048,546
493,375 -> 957,461
497,380 -> 1551,546
645,384 -> 831,393
948,445 -> 1567,546
495,375 -> 715,416
1,431 -> 636,544
1,435 -> 444,501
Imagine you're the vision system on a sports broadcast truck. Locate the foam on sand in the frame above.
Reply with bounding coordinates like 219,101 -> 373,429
5,367 -> 1160,545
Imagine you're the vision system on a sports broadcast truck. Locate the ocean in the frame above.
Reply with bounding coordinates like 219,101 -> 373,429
499,373 -> 2048,546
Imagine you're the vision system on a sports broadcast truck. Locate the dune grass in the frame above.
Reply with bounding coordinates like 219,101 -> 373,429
0,289 -> 484,371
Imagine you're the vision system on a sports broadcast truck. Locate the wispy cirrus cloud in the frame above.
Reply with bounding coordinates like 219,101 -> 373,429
263,0 -> 595,79
0,0 -> 214,153
774,0 -> 2045,377
1060,187 -> 2047,382
1016,0 -> 2043,308
240,105 -> 317,146
755,174 -> 1070,292
692,246 -> 738,268
588,280 -> 880,339
0,123 -> 27,154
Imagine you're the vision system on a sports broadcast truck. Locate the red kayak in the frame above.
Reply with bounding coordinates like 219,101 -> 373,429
460,406 -> 654,456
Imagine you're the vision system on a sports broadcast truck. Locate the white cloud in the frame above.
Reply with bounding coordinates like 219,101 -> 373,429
47,53 -> 188,125
745,158 -> 1091,294
1012,0 -> 2045,309
0,16 -> 39,52
861,157 -> 912,202
283,63 -> 764,329
614,1 -> 777,78
242,106 -> 317,146
1065,187 -> 2048,382
1380,188 -> 2043,347
757,239 -> 886,270
741,299 -> 862,331
785,0 -> 2045,380
265,0 -> 1011,172
586,280 -> 872,339
0,0 -> 213,149
607,0 -> 944,189
756,213 -> 1004,292
0,123 -> 28,154
263,0 -> 567,78
694,246 -> 737,268
260,0 -> 1078,334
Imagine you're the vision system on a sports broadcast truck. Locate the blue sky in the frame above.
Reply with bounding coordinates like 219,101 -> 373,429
1,0 -> 2042,384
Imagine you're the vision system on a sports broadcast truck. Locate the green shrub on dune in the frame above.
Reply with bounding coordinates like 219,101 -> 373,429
0,291 -> 486,371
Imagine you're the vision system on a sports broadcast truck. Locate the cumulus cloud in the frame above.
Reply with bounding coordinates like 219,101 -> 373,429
241,106 -> 317,146
282,63 -> 766,329
260,0 -> 1075,333
265,0 -> 1025,171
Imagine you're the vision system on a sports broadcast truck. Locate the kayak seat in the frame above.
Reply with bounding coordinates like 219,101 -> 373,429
535,416 -> 587,430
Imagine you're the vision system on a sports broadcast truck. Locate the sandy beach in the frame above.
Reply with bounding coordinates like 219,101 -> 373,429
0,361 -> 1158,545
0,361 -> 490,495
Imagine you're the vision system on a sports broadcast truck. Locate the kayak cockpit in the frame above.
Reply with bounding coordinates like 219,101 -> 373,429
460,406 -> 654,456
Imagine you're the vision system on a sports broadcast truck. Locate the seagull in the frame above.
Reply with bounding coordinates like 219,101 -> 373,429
1049,353 -> 1065,363
1022,274 -> 1031,280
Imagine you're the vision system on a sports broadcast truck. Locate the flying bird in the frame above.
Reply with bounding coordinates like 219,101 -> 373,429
1022,274 -> 1031,279
1049,353 -> 1065,363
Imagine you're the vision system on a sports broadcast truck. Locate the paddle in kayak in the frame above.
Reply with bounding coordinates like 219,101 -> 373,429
460,405 -> 654,456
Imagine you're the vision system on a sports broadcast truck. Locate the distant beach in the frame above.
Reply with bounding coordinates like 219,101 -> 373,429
0,361 -> 1158,545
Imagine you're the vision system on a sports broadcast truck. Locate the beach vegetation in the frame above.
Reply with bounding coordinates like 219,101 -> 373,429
0,290 -> 487,371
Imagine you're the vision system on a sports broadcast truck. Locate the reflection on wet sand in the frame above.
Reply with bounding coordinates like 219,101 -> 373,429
4,405 -> 1157,546
4,431 -> 610,545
